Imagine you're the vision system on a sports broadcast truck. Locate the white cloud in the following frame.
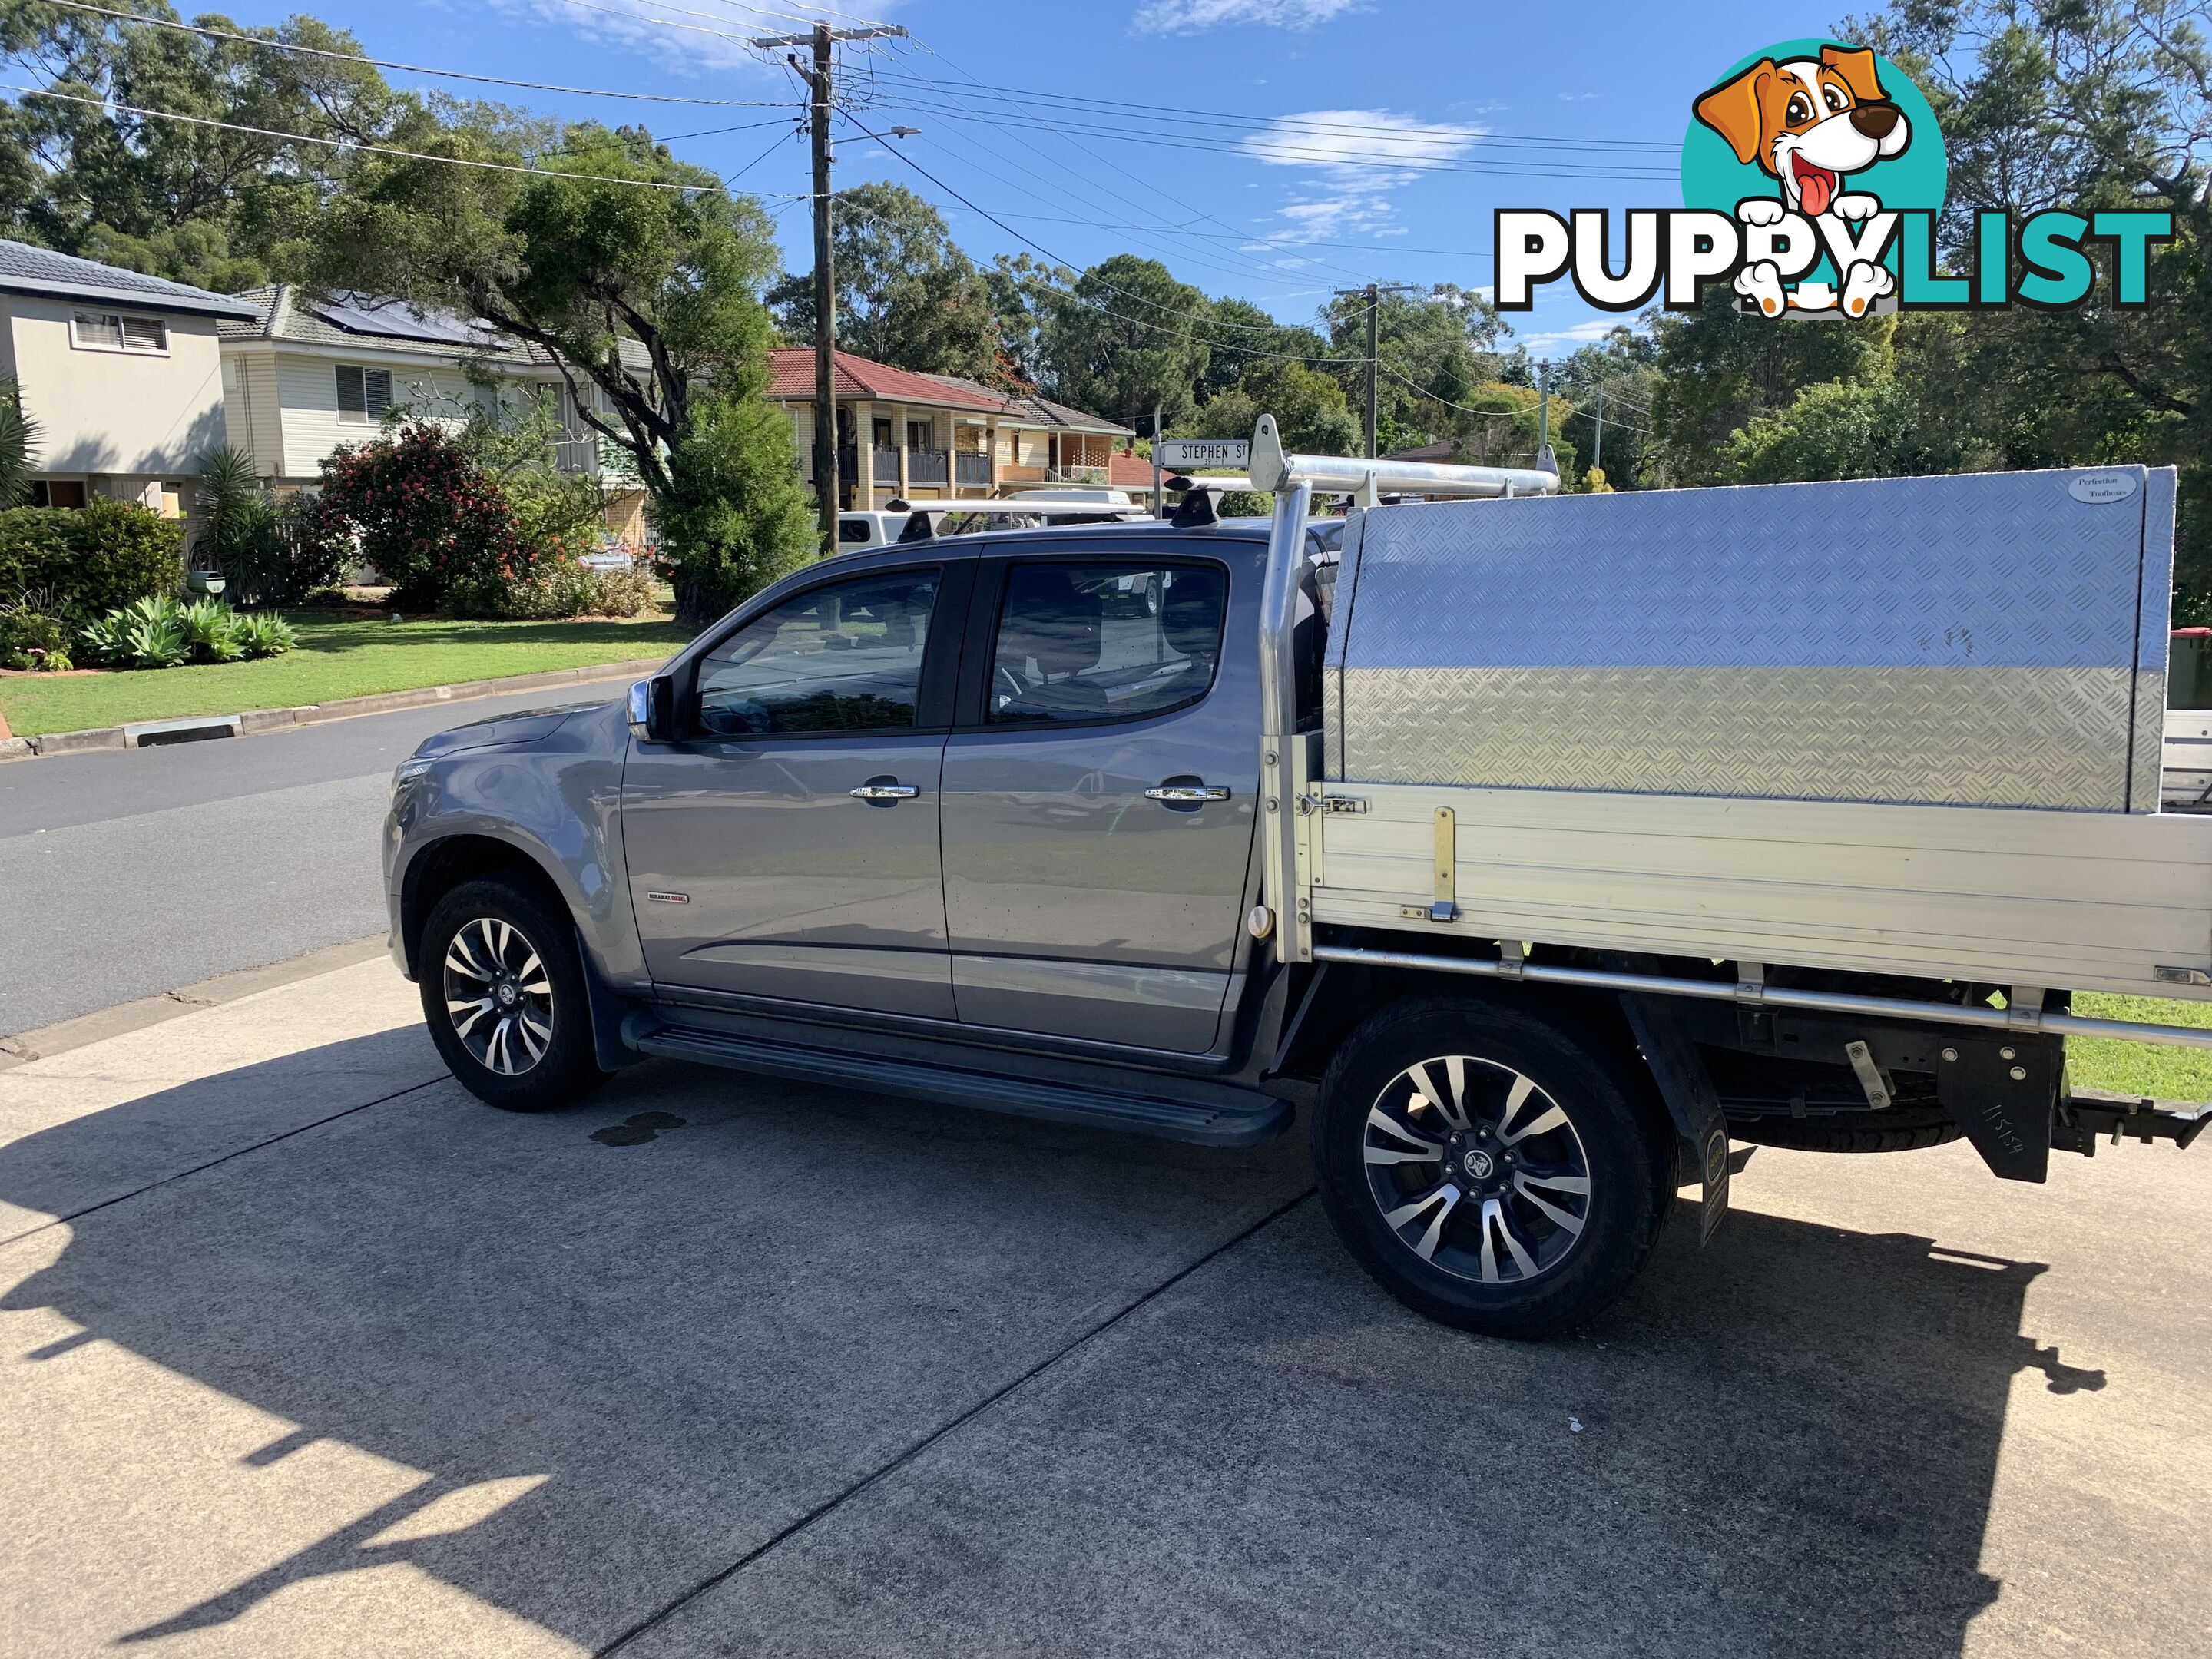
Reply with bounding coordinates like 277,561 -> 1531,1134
1515,320 -> 1617,356
1134,0 -> 1365,33
499,0 -> 906,79
1236,108 -> 1484,177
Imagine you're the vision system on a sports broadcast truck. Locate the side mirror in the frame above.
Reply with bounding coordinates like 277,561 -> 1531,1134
627,676 -> 675,743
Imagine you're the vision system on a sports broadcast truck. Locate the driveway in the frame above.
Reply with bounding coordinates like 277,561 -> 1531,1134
2,960 -> 2207,1657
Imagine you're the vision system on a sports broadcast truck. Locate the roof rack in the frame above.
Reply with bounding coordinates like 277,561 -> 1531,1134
1248,413 -> 1559,502
886,497 -> 1146,543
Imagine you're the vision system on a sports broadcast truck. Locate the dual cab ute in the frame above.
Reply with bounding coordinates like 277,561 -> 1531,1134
386,418 -> 2212,1336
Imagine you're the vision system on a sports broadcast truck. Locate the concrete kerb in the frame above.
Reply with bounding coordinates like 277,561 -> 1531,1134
3,657 -> 667,761
0,935 -> 392,1071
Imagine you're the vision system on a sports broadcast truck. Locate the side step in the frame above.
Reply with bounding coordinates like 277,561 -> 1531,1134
2058,1089 -> 2212,1154
623,1018 -> 1291,1147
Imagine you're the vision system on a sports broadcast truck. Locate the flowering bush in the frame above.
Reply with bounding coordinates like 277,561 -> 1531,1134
308,424 -> 543,611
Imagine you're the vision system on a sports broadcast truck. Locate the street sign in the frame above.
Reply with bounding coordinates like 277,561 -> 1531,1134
1154,439 -> 1250,469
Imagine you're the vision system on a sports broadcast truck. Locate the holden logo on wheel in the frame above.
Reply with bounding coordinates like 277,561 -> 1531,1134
496,982 -> 518,1007
1462,1149 -> 1495,1181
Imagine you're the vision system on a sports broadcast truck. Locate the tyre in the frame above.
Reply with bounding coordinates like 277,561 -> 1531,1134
1727,1103 -> 1962,1153
419,876 -> 608,1112
1313,995 -> 1667,1339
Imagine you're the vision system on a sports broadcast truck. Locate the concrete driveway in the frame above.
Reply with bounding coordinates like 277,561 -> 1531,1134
2,961 -> 2207,1657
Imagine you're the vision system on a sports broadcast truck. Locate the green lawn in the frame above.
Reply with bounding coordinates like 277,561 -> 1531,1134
2069,993 -> 2212,1099
1,611 -> 690,736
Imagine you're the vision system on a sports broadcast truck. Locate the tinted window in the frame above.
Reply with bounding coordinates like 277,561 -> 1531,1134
988,561 -> 1226,725
837,518 -> 873,544
696,569 -> 939,737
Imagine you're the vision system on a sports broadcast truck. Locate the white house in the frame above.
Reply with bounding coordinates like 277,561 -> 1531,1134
0,238 -> 257,518
219,285 -> 651,541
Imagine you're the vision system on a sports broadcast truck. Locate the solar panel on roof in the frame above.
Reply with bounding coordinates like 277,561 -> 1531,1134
311,290 -> 502,347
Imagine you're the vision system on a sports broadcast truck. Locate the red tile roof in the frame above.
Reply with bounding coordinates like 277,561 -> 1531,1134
767,347 -> 1018,414
1108,450 -> 1157,488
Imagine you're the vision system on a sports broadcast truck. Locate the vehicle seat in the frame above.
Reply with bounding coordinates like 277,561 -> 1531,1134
995,571 -> 1107,717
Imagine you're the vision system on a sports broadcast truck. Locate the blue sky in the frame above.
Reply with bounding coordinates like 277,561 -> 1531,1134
275,0 -> 1854,358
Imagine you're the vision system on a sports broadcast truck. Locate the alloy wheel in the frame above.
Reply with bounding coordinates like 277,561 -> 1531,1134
442,916 -> 555,1076
1362,1055 -> 1593,1285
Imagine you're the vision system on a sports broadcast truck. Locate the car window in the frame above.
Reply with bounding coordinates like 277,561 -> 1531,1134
837,518 -> 873,545
696,568 -> 939,737
988,561 -> 1227,725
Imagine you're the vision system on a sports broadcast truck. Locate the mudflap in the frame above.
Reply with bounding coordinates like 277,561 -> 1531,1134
1936,1033 -> 2059,1182
1620,994 -> 1730,1245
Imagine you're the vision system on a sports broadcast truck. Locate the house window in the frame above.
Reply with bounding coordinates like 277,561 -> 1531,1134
70,311 -> 168,354
31,480 -> 87,509
336,364 -> 396,425
906,419 -> 934,451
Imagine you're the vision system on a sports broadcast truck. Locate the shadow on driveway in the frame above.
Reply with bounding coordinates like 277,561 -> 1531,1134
0,1031 -> 2108,1657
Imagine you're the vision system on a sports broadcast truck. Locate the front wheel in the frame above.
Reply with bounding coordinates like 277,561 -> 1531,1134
419,876 -> 609,1112
1313,995 -> 1667,1339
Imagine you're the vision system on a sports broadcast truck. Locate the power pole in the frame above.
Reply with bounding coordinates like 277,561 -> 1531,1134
753,20 -> 907,555
1592,384 -> 1604,475
1536,358 -> 1551,462
1333,281 -> 1418,460
1363,283 -> 1379,459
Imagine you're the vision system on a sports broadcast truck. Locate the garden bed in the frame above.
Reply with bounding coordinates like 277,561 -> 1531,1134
0,611 -> 688,736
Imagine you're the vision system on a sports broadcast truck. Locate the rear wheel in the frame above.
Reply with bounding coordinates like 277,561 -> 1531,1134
419,876 -> 608,1112
1313,996 -> 1666,1338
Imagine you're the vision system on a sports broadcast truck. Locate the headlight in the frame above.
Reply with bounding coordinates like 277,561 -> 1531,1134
392,757 -> 435,790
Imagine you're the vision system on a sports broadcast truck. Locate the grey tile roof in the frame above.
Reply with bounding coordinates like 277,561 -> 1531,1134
0,237 -> 260,319
222,284 -> 654,374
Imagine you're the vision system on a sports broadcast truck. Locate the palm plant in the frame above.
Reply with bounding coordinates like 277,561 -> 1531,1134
0,376 -> 41,508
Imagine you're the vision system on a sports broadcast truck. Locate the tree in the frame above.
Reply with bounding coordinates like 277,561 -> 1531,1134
1194,296 -> 1326,404
1320,284 -> 1505,451
983,253 -> 1073,392
1647,287 -> 1895,485
299,118 -> 813,622
1184,358 -> 1358,455
0,2 -> 397,289
1038,255 -> 1210,429
1554,324 -> 1659,491
767,183 -> 998,380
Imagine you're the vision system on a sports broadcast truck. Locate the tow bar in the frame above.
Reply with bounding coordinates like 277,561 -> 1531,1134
2056,1090 -> 2212,1155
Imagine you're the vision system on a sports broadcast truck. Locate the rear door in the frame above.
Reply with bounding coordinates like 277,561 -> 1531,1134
621,560 -> 966,1019
938,543 -> 1263,1053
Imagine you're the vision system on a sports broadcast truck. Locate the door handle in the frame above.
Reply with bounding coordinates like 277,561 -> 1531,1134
1144,783 -> 1230,803
850,781 -> 921,801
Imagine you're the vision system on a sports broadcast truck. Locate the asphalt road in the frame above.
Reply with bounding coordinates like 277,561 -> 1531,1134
3,959 -> 2207,1658
0,681 -> 632,1036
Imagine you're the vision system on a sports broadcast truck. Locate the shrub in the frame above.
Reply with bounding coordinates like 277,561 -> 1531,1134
0,587 -> 72,670
81,595 -> 189,669
593,564 -> 657,618
78,594 -> 294,670
310,423 -> 538,611
196,448 -> 349,607
0,501 -> 183,621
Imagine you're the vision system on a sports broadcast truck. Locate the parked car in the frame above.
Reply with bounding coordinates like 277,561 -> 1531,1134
386,422 -> 2211,1336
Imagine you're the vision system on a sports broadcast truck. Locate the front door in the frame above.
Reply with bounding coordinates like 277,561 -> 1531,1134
939,551 -> 1259,1053
622,563 -> 962,1019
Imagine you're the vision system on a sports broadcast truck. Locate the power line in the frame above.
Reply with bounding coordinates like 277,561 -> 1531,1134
5,81 -> 806,200
900,39 -> 1378,290
849,104 -> 1359,296
836,111 -> 1366,369
860,68 -> 1680,154
856,96 -> 1681,180
36,2 -> 798,106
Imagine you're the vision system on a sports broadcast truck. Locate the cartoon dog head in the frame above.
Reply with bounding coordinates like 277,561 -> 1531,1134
1694,45 -> 1909,217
